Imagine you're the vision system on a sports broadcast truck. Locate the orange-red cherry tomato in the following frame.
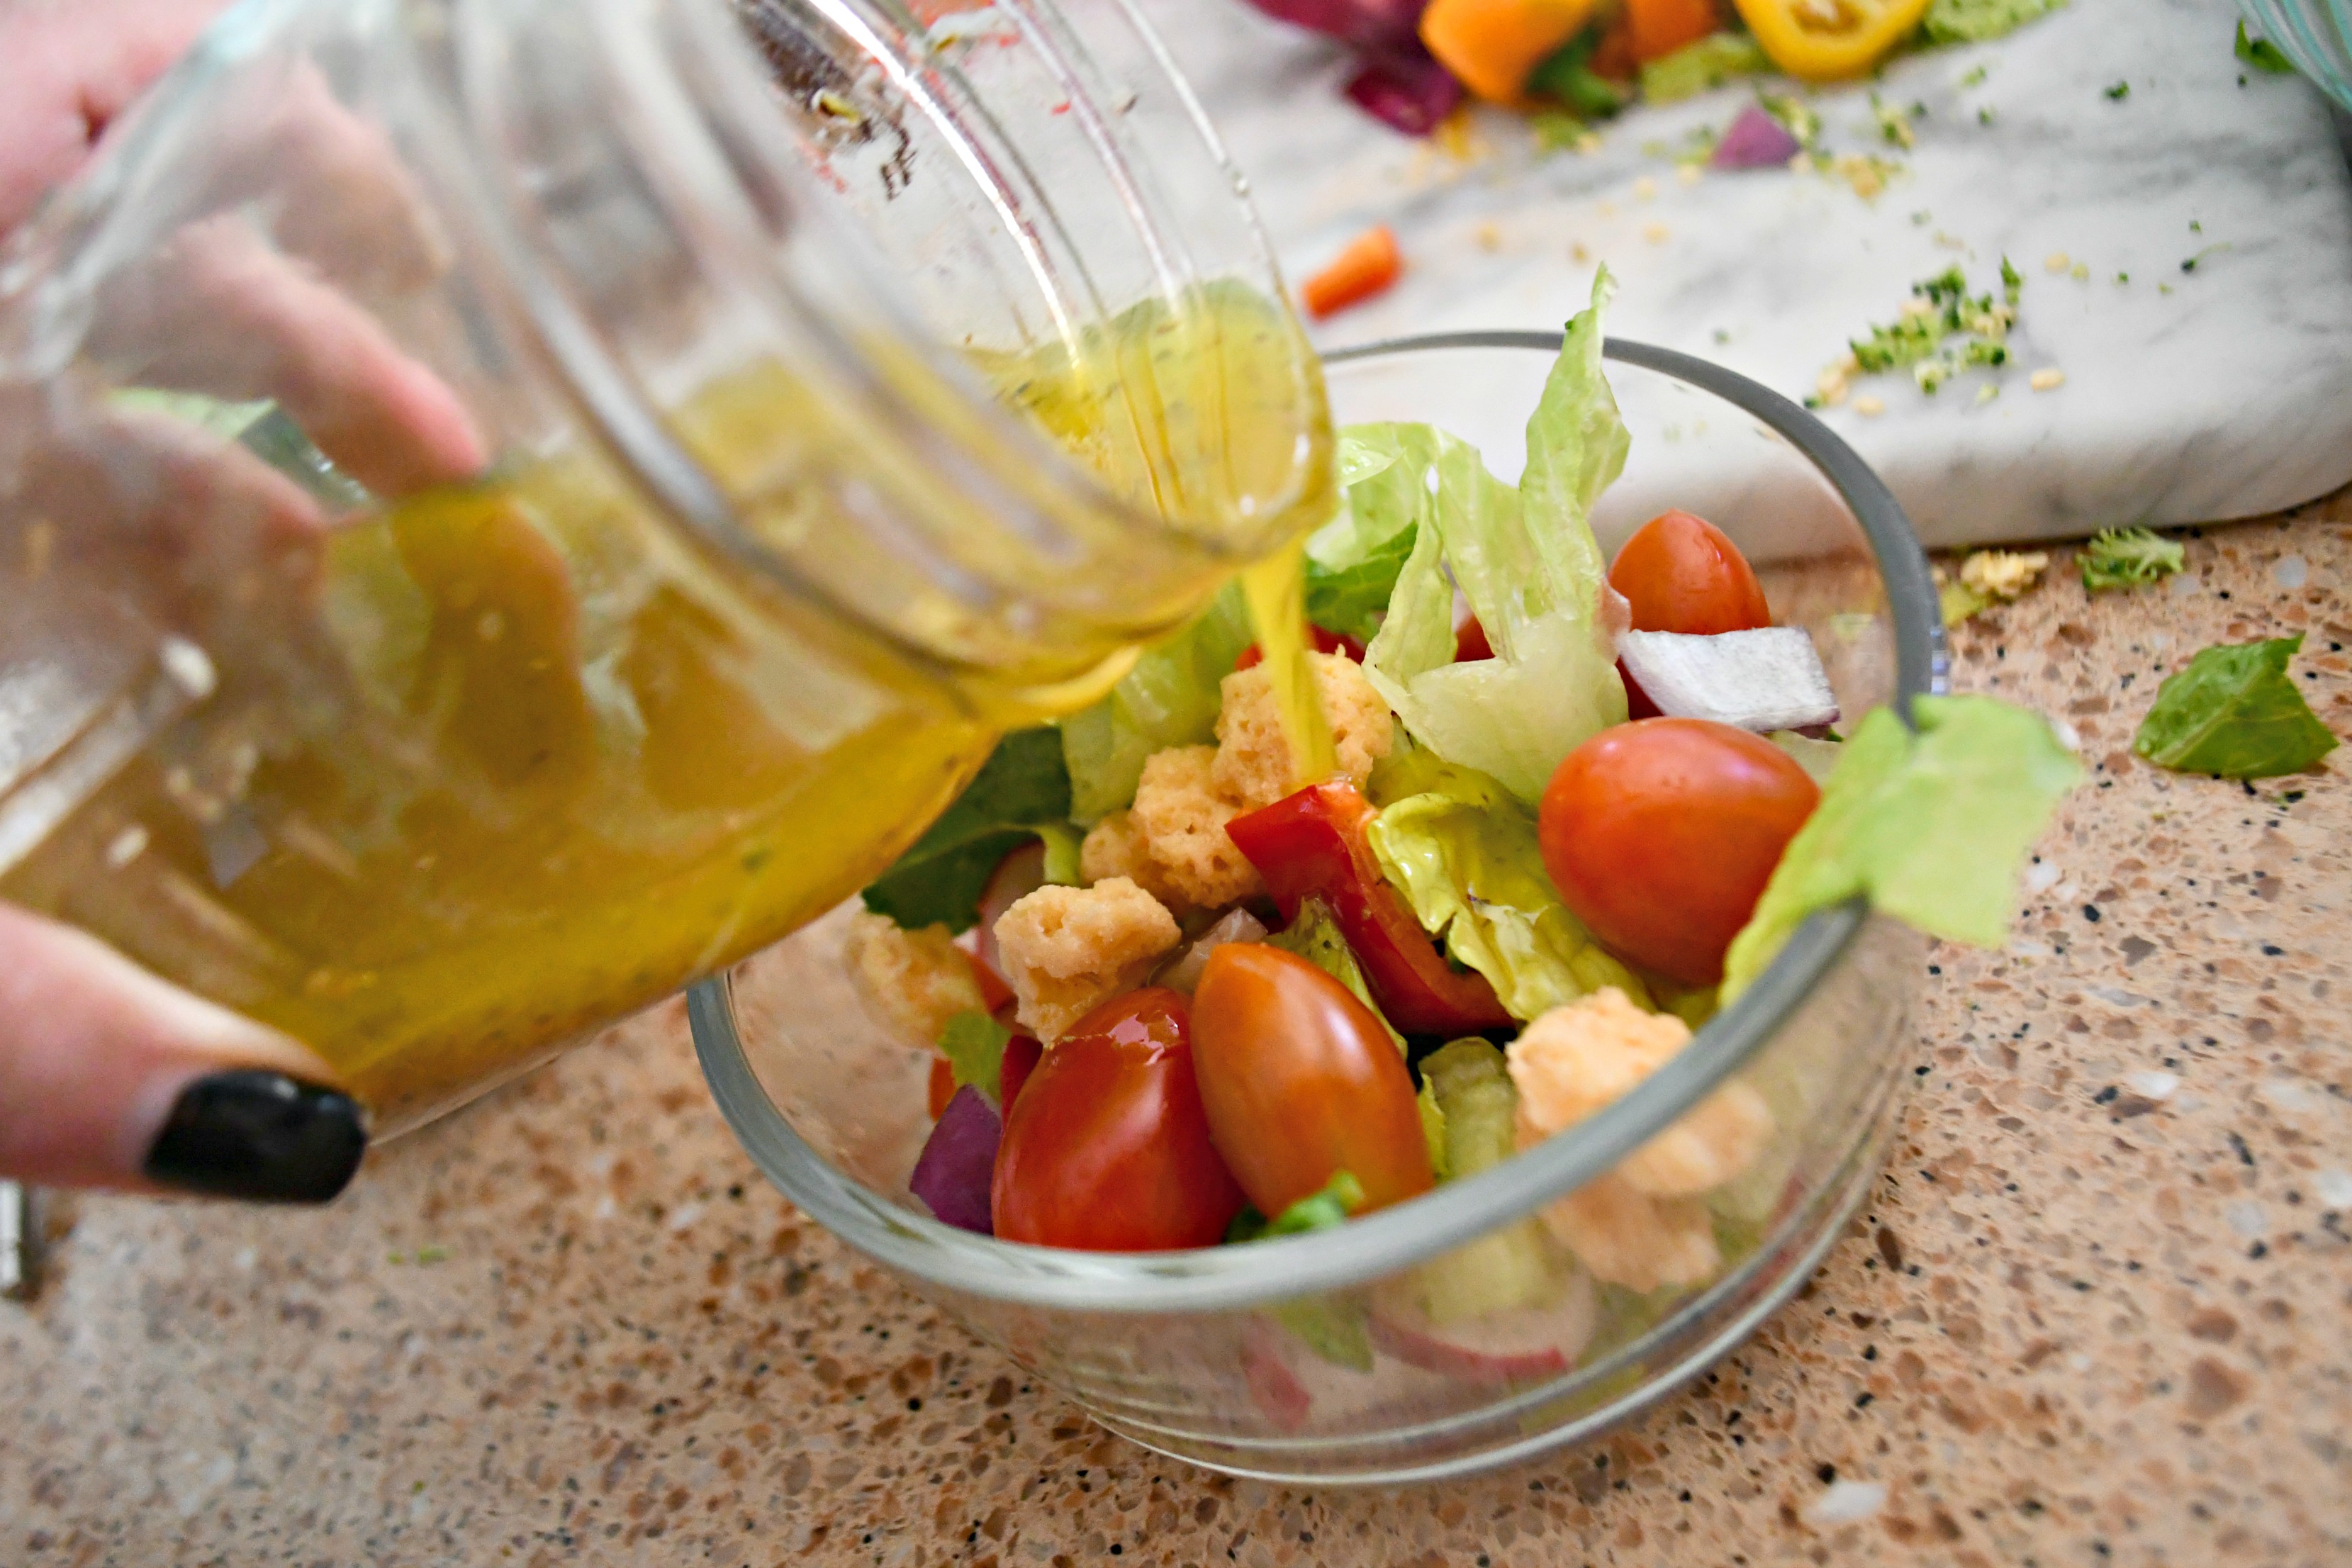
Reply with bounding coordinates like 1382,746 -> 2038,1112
1608,510 -> 1771,635
1189,944 -> 1435,1216
1538,718 -> 1818,986
991,990 -> 1244,1250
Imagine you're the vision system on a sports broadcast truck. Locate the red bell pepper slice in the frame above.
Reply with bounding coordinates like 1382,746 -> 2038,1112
1224,783 -> 1512,1035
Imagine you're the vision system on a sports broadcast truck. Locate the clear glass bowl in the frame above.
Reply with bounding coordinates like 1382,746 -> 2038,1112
690,332 -> 1947,1484
2240,0 -> 2352,113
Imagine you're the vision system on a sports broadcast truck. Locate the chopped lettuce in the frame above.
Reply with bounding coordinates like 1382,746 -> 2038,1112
1268,897 -> 1407,1053
1360,271 -> 1629,805
1228,1171 -> 1367,1243
1639,32 -> 1771,104
1365,755 -> 1650,1021
1417,1076 -> 1450,1180
862,727 -> 1072,930
1923,0 -> 2066,43
1058,581 -> 1253,823
2236,19 -> 2296,73
1411,1039 -> 1569,1322
1720,696 -> 2081,1003
1301,448 -> 1419,643
2132,636 -> 2339,779
2078,527 -> 2184,593
1767,729 -> 1843,783
938,1009 -> 1014,1102
1228,1172 -> 1379,1366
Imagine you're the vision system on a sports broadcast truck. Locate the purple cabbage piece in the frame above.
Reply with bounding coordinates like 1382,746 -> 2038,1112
1345,45 -> 1463,138
1710,104 -> 1803,170
1243,0 -> 1428,50
910,1085 -> 1000,1234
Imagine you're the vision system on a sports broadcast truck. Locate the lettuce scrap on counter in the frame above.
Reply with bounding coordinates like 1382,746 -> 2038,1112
2132,636 -> 2339,780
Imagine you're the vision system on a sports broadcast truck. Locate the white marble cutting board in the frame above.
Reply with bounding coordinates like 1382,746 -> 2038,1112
1142,0 -> 2352,546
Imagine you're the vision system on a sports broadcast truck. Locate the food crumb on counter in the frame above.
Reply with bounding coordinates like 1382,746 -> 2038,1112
2030,367 -> 2066,391
1854,394 -> 1886,418
1960,549 -> 2051,602
1643,222 -> 1670,245
2044,251 -> 2071,273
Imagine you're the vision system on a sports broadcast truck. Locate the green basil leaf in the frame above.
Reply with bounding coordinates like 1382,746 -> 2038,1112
2133,636 -> 2339,779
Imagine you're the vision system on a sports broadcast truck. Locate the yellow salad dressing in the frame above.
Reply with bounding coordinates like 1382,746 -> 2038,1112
1,284 -> 1332,1129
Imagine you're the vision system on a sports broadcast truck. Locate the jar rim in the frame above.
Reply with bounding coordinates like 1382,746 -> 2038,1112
690,330 -> 1947,1315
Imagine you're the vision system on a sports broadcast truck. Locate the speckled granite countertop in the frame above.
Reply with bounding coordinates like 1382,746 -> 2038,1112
6,500 -> 2350,1567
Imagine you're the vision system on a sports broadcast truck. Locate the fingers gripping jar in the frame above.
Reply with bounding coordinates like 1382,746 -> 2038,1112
0,0 -> 1331,1131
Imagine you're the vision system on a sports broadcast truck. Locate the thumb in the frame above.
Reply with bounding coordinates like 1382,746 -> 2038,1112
0,901 -> 366,1202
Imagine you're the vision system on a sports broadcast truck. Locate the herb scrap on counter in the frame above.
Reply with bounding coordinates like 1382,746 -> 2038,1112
1816,262 -> 2020,406
1923,0 -> 2070,45
2132,635 -> 2339,780
2078,527 -> 2185,592
2236,20 -> 2297,74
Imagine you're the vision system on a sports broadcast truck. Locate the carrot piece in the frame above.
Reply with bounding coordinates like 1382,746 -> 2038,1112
1625,0 -> 1719,62
1418,0 -> 1599,102
1301,225 -> 1404,319
926,1055 -> 956,1119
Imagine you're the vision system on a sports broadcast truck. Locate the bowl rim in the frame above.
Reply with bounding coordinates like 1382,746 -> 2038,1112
690,329 -> 1946,1315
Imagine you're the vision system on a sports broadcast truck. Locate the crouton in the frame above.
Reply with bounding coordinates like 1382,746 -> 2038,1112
990,878 -> 1182,1043
1505,987 -> 1774,1284
1212,651 -> 1395,810
1079,809 -> 1190,914
1128,746 -> 1262,909
844,910 -> 987,1049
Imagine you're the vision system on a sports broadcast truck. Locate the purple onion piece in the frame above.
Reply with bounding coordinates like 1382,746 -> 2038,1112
1345,45 -> 1463,138
910,1085 -> 1000,1235
1243,0 -> 1428,50
1710,103 -> 1802,170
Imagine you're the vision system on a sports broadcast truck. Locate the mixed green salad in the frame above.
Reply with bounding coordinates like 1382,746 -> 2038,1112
844,274 -> 2079,1402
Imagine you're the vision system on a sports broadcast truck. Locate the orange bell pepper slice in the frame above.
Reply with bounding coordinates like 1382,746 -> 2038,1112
1730,0 -> 1932,80
1625,0 -> 1720,64
1419,0 -> 1599,103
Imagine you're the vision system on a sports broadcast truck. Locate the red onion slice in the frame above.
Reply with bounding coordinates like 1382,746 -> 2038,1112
1243,0 -> 1428,50
909,1086 -> 1000,1234
1710,103 -> 1803,170
1345,45 -> 1463,137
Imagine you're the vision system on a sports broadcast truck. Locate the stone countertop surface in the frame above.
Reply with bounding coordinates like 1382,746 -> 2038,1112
6,503 -> 2351,1567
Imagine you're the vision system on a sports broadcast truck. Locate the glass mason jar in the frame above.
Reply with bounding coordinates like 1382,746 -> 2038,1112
0,0 -> 1330,1133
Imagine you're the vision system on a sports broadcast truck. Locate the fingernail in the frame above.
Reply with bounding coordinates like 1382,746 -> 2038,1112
142,1071 -> 367,1203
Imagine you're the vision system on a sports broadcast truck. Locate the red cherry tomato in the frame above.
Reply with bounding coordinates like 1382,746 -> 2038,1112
1538,718 -> 1819,986
1190,944 -> 1435,1216
1235,626 -> 1367,670
991,990 -> 1245,1250
1454,615 -> 1494,663
999,1034 -> 1042,1113
1608,510 -> 1771,635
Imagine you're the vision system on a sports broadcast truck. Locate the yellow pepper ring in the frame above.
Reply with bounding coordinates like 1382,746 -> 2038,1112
1730,0 -> 1933,81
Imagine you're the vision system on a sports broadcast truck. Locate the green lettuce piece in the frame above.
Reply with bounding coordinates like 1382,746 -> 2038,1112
1267,897 -> 1407,1053
861,727 -> 1071,930
2078,527 -> 2185,592
2132,636 -> 2338,779
1301,443 -> 1421,642
1417,1076 -> 1450,1181
1228,1170 -> 1367,1244
1409,1040 -> 1569,1323
937,1009 -> 1014,1102
2236,19 -> 2296,72
1359,271 -> 1629,805
1923,0 -> 2066,44
1058,581 -> 1253,823
1767,730 -> 1843,783
1720,696 -> 2081,1003
1228,1173 -> 1374,1368
1366,757 -> 1650,1021
1640,33 -> 1770,105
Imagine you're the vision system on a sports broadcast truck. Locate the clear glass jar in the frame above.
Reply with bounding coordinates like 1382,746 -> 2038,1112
0,0 -> 1330,1132
692,331 -> 1947,1482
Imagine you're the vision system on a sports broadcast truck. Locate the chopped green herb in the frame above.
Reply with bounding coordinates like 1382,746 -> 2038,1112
1922,0 -> 2067,44
2133,636 -> 2339,779
2000,254 -> 2022,304
1757,91 -> 1822,150
2235,20 -> 2296,73
938,1009 -> 1014,1102
1845,264 -> 2017,396
2103,79 -> 2130,100
1961,64 -> 1990,86
2115,271 -> 2129,284
1978,106 -> 1996,126
1530,33 -> 1629,120
2180,243 -> 2231,273
1871,93 -> 1918,149
2078,527 -> 2184,592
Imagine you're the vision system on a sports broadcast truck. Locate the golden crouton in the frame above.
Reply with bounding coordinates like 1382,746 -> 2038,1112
1506,987 -> 1774,1285
991,878 -> 1182,1043
1212,652 -> 1396,810
1078,810 -> 1190,914
843,909 -> 987,1049
1128,746 -> 1262,909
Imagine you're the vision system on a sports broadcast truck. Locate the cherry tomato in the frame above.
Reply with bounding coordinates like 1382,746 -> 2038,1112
999,1034 -> 1042,1113
1190,945 -> 1435,1216
1608,510 -> 1771,636
991,989 -> 1245,1250
1454,615 -> 1494,663
1538,718 -> 1819,986
1235,625 -> 1367,670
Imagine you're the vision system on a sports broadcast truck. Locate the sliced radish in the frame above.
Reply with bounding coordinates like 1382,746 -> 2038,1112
974,841 -> 1048,977
1615,628 -> 1838,734
1367,1270 -> 1598,1386
1241,1317 -> 1313,1432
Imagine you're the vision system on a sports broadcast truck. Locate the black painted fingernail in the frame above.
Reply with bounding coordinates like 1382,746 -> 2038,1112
143,1071 -> 367,1203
